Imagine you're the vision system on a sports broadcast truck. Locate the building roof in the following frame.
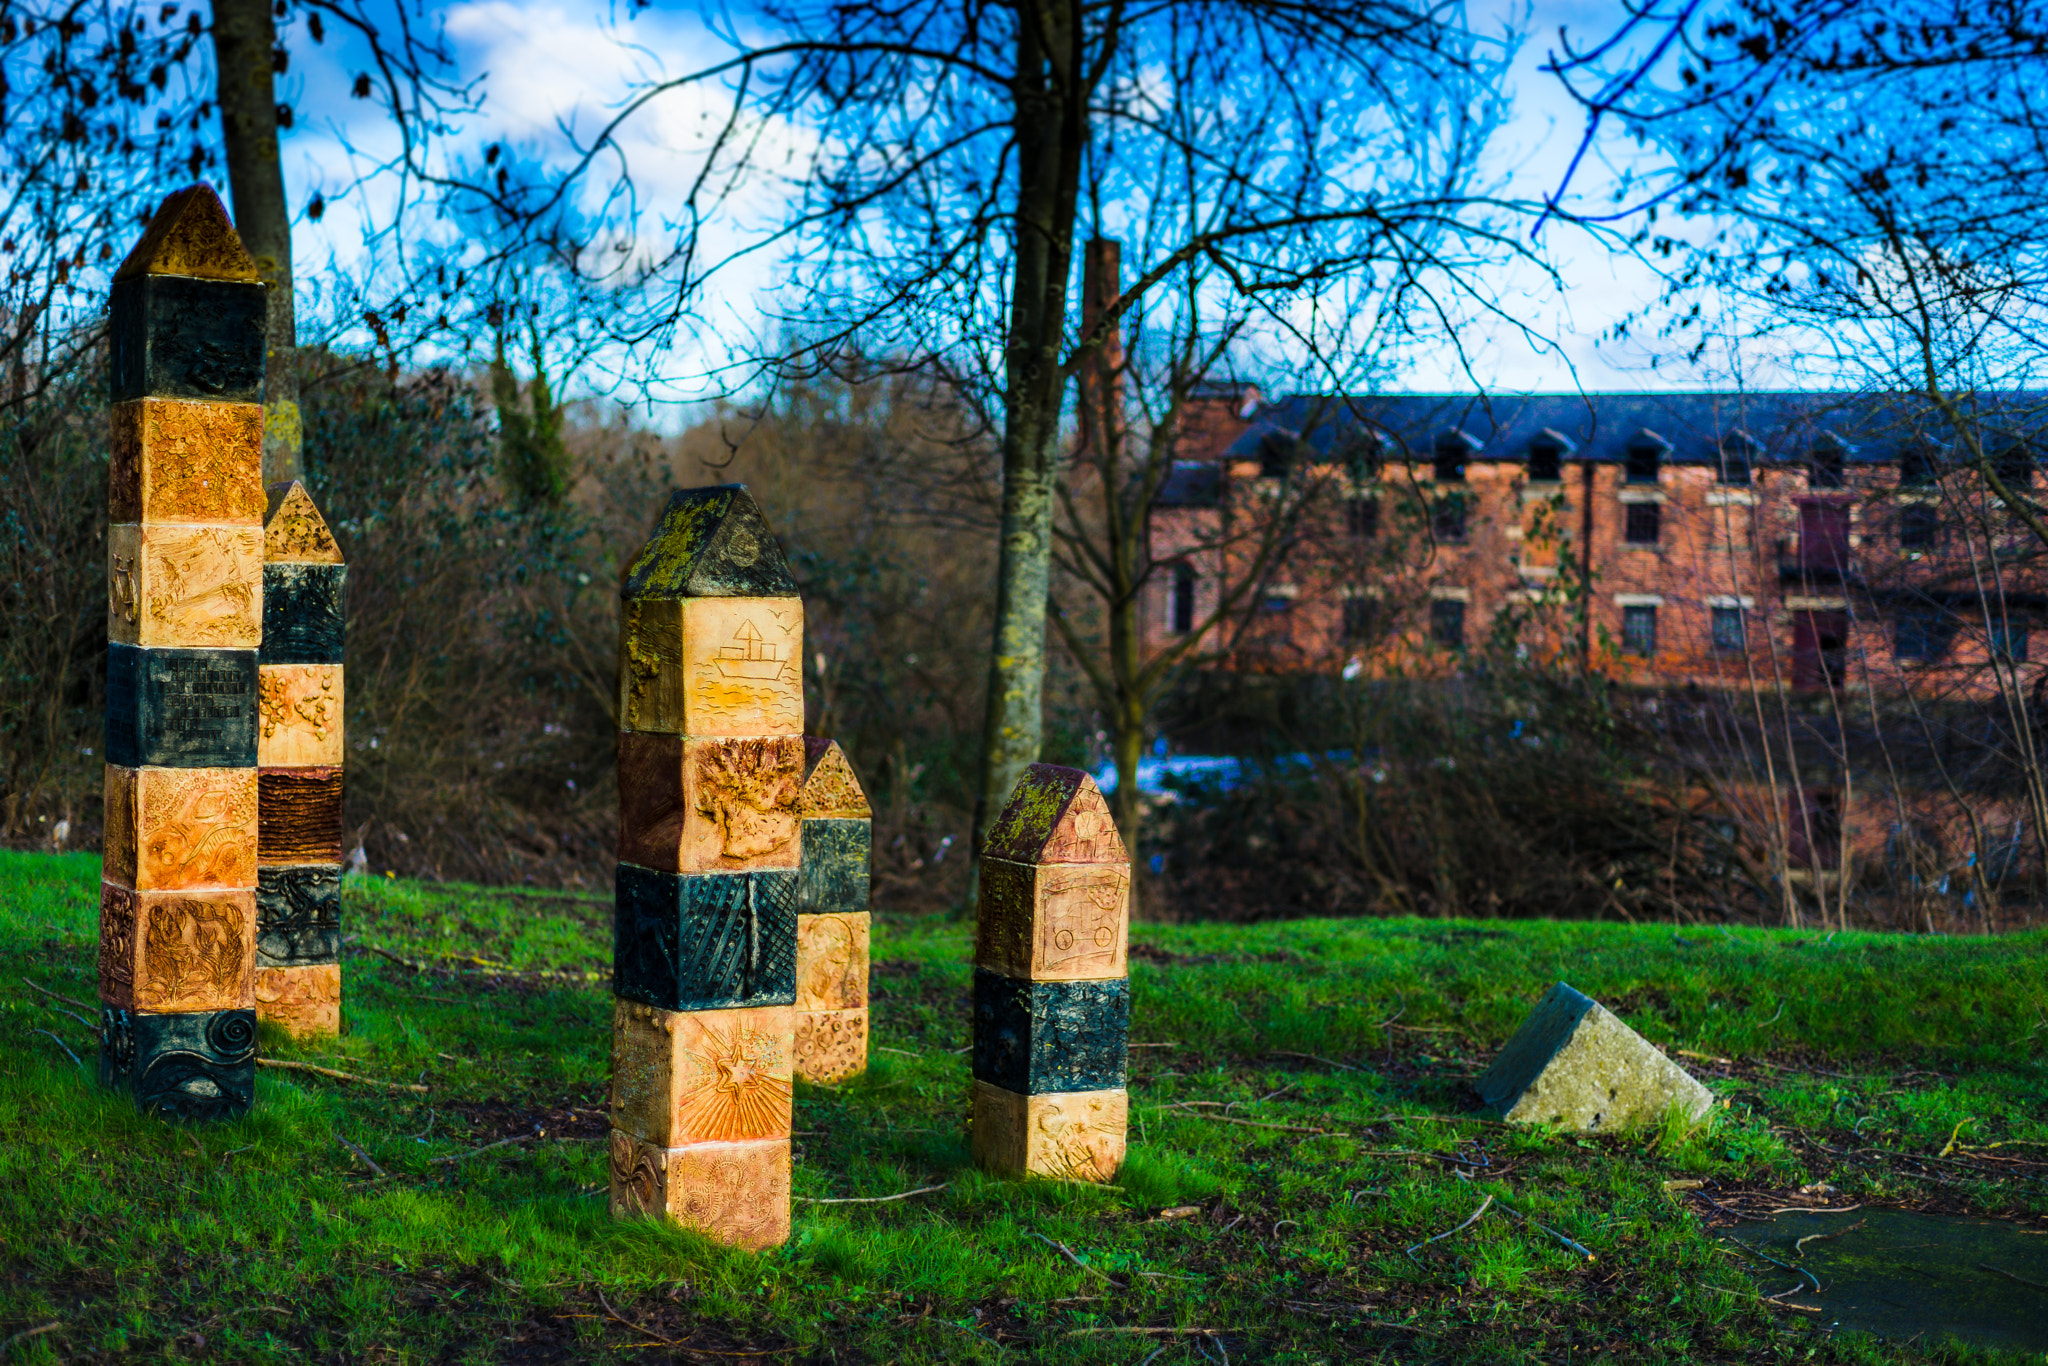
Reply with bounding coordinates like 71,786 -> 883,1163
1222,392 -> 2048,469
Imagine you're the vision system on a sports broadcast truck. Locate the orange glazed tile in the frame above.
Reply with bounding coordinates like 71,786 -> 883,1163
970,1080 -> 1127,1183
795,912 -> 869,1010
617,733 -> 803,873
797,739 -> 870,818
608,1132 -> 791,1251
257,664 -> 343,767
98,882 -> 256,1013
618,596 -> 803,737
104,765 -> 259,891
262,480 -> 345,563
108,399 -> 264,526
793,1007 -> 867,1085
253,962 -> 341,1038
609,1000 -> 794,1147
107,522 -> 263,649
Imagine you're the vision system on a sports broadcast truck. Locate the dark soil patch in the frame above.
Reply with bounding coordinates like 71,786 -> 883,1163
442,1099 -> 610,1144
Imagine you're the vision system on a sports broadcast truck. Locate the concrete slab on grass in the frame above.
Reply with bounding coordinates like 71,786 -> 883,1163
1475,982 -> 1714,1132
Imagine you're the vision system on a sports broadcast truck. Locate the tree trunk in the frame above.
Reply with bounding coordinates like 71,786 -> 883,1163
211,0 -> 300,486
966,0 -> 1086,913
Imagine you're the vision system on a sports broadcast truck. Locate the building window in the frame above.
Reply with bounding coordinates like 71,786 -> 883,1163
1430,599 -> 1466,649
1810,434 -> 1848,489
1622,605 -> 1657,657
1719,431 -> 1757,486
1257,431 -> 1296,480
1434,429 -> 1477,483
1624,501 -> 1661,545
1900,503 -> 1939,549
1901,444 -> 1942,486
1433,494 -> 1469,544
1527,429 -> 1573,482
1992,617 -> 2029,663
1711,606 -> 1746,652
1625,430 -> 1668,484
1345,496 -> 1379,541
1258,592 -> 1294,615
1895,605 -> 1955,662
1341,596 -> 1380,642
1170,562 -> 1196,635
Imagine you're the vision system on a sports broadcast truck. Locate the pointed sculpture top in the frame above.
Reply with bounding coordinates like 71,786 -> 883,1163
798,738 -> 871,819
113,185 -> 261,284
621,485 -> 800,601
983,764 -> 1126,866
263,481 -> 344,564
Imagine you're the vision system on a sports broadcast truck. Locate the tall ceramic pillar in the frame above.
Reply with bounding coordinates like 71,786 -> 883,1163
609,485 -> 804,1250
794,739 -> 871,1084
254,481 -> 347,1036
99,185 -> 267,1120
971,765 -> 1131,1181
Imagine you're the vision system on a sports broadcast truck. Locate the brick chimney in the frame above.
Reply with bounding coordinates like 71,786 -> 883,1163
1076,237 -> 1126,461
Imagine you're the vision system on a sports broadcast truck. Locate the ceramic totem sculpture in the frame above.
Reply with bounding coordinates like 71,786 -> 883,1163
99,186 -> 268,1120
972,765 -> 1131,1182
794,739 -> 871,1084
610,485 -> 805,1250
254,482 -> 347,1036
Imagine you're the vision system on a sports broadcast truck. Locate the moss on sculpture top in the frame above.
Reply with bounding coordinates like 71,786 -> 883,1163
114,184 -> 261,283
983,764 -> 1126,866
621,485 -> 799,600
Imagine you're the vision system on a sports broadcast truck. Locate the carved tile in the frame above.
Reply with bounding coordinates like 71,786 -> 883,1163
798,739 -> 870,817
971,968 -> 1129,1095
258,664 -> 344,767
608,1131 -> 791,1251
619,486 -> 801,601
105,645 -> 258,770
98,883 -> 255,1013
100,1006 -> 257,1123
977,858 -> 1128,983
262,480 -> 345,564
107,522 -> 263,649
618,597 -> 803,737
618,734 -> 803,873
108,399 -> 264,526
104,765 -> 259,891
610,1000 -> 793,1147
260,563 -> 347,665
793,1007 -> 867,1085
798,818 -> 870,918
253,962 -> 341,1038
982,764 -> 1127,865
110,273 -> 267,405
613,865 -> 798,1012
970,1080 -> 1127,1183
258,768 -> 344,865
795,912 -> 869,1011
255,864 -> 342,966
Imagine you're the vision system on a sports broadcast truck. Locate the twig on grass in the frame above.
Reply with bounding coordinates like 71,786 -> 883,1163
358,943 -> 429,973
1405,1194 -> 1494,1264
1064,1327 -> 1224,1337
0,1319 -> 62,1356
1978,1263 -> 2048,1292
594,1287 -> 672,1345
1030,1231 -> 1116,1283
1153,1103 -> 1340,1136
21,978 -> 95,1014
1270,1050 -> 1363,1072
258,1058 -> 428,1093
29,1029 -> 83,1070
796,1183 -> 947,1205
1492,1198 -> 1596,1261
431,1127 -> 543,1164
1793,1220 -> 1867,1255
336,1133 -> 387,1178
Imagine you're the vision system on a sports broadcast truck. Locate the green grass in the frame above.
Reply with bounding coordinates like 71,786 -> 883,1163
3,848 -> 2046,1363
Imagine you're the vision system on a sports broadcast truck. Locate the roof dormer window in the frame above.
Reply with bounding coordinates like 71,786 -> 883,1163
1719,430 -> 1758,486
1527,428 -> 1574,483
1434,428 -> 1479,483
1625,429 -> 1670,485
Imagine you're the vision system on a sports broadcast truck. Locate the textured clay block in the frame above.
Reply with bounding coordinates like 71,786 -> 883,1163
970,1080 -> 1127,1183
1474,981 -> 1714,1132
608,1131 -> 792,1251
617,733 -> 804,873
619,485 -> 802,602
109,273 -> 267,405
105,644 -> 258,769
107,399 -> 264,526
253,962 -> 341,1038
982,764 -> 1127,866
254,864 -> 342,966
99,1006 -> 257,1122
108,523 -> 263,650
798,738 -> 871,818
262,480 -> 345,563
97,882 -> 255,1013
618,596 -> 804,737
613,864 -> 798,1012
793,1007 -> 867,1085
798,818 -> 870,918
610,1000 -> 794,1147
971,968 -> 1129,1095
260,563 -> 347,665
113,184 -> 262,285
258,664 -> 343,768
795,912 -> 869,1011
976,857 -> 1128,983
103,764 -> 259,892
258,768 -> 344,864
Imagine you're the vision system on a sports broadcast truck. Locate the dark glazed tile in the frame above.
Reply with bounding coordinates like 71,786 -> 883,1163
105,644 -> 258,769
110,274 -> 266,404
260,563 -> 347,664
971,969 -> 1129,1094
255,864 -> 342,966
798,818 -> 871,917
613,864 -> 797,1011
100,1007 -> 256,1122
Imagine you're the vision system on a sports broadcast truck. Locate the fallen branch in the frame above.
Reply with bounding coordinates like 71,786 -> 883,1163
431,1128 -> 543,1164
1405,1194 -> 1494,1263
1063,1327 -> 1224,1337
259,1058 -> 428,1093
337,1133 -> 387,1178
22,977 -> 95,1013
1794,1220 -> 1866,1256
796,1183 -> 947,1205
357,943 -> 428,973
29,1028 -> 84,1070
1270,1050 -> 1364,1072
1030,1231 -> 1116,1283
0,1320 -> 62,1355
1979,1263 -> 2048,1293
